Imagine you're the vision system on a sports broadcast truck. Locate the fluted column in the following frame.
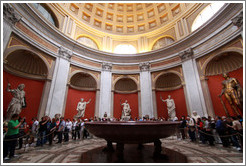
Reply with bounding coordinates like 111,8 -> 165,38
231,11 -> 243,38
45,46 -> 72,118
179,48 -> 207,117
99,62 -> 112,118
139,62 -> 154,118
3,3 -> 21,50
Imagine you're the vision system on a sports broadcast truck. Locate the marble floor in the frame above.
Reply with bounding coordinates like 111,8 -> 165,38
3,136 -> 243,164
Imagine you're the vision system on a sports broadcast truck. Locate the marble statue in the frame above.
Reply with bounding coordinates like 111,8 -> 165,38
120,99 -> 131,120
74,98 -> 91,118
191,111 -> 200,122
6,83 -> 26,121
218,73 -> 243,115
161,95 -> 176,120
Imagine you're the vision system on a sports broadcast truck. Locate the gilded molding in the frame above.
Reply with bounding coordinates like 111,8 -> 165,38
3,3 -> 21,25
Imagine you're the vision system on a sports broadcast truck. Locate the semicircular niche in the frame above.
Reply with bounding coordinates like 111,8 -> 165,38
5,49 -> 48,79
115,78 -> 137,92
205,52 -> 243,76
70,72 -> 97,90
155,73 -> 182,91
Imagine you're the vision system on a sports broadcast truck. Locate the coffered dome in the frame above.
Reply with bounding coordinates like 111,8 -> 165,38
57,3 -> 195,35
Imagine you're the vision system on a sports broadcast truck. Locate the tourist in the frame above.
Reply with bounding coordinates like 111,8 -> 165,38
3,114 -> 24,160
47,118 -> 56,145
187,116 -> 196,142
72,119 -> 77,140
215,116 -> 229,147
56,117 -> 65,144
179,116 -> 187,140
227,116 -> 243,151
36,116 -> 49,147
205,116 -> 215,146
197,117 -> 205,143
64,119 -> 72,142
18,117 -> 27,149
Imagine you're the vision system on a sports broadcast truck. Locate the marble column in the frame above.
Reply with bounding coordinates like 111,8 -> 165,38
99,62 -> 112,118
179,48 -> 207,117
139,62 -> 154,118
45,46 -> 72,118
231,11 -> 243,38
3,3 -> 21,51
94,89 -> 100,118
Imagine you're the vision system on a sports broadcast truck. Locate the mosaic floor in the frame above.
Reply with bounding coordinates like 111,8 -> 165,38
4,136 -> 243,163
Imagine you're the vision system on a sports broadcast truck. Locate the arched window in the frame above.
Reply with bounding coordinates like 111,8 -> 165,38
77,36 -> 99,50
114,44 -> 137,54
152,37 -> 174,50
33,3 -> 58,27
191,3 -> 225,32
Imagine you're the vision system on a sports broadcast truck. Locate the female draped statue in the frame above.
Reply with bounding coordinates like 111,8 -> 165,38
74,98 -> 91,118
161,95 -> 176,120
120,99 -> 131,119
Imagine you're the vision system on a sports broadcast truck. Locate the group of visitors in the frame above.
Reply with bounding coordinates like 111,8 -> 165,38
3,113 -> 243,161
178,114 -> 243,151
3,114 -> 91,160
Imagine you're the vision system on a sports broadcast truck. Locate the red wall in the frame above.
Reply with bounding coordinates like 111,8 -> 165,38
156,87 -> 187,120
3,71 -> 45,122
64,88 -> 96,120
114,92 -> 138,119
207,67 -> 243,117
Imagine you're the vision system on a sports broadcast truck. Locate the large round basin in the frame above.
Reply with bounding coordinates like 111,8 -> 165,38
85,121 -> 180,144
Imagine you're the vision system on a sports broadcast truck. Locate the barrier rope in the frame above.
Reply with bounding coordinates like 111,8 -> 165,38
179,128 -> 243,137
198,129 -> 243,137
3,128 -> 85,142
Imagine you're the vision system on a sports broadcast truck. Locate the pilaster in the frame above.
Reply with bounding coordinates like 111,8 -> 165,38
99,62 -> 112,118
139,62 -> 154,118
179,48 -> 207,117
45,46 -> 72,118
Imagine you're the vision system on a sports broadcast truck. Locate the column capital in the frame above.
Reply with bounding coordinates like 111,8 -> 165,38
231,11 -> 243,28
58,46 -> 73,60
3,3 -> 21,25
179,48 -> 193,61
139,62 -> 150,71
102,62 -> 112,71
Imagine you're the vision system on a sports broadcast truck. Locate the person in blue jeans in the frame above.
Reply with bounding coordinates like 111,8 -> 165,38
36,116 -> 49,146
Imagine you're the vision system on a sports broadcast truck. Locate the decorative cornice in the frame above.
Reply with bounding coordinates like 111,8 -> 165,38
178,48 -> 193,61
3,3 -> 21,25
58,46 -> 73,60
231,11 -> 243,28
139,62 -> 150,71
102,62 -> 112,71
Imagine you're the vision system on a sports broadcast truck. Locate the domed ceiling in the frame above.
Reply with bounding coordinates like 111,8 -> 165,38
57,3 -> 195,35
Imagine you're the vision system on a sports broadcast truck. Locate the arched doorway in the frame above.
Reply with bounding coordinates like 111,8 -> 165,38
113,77 -> 139,119
205,51 -> 243,117
64,72 -> 97,120
155,72 -> 187,120
3,49 -> 49,122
